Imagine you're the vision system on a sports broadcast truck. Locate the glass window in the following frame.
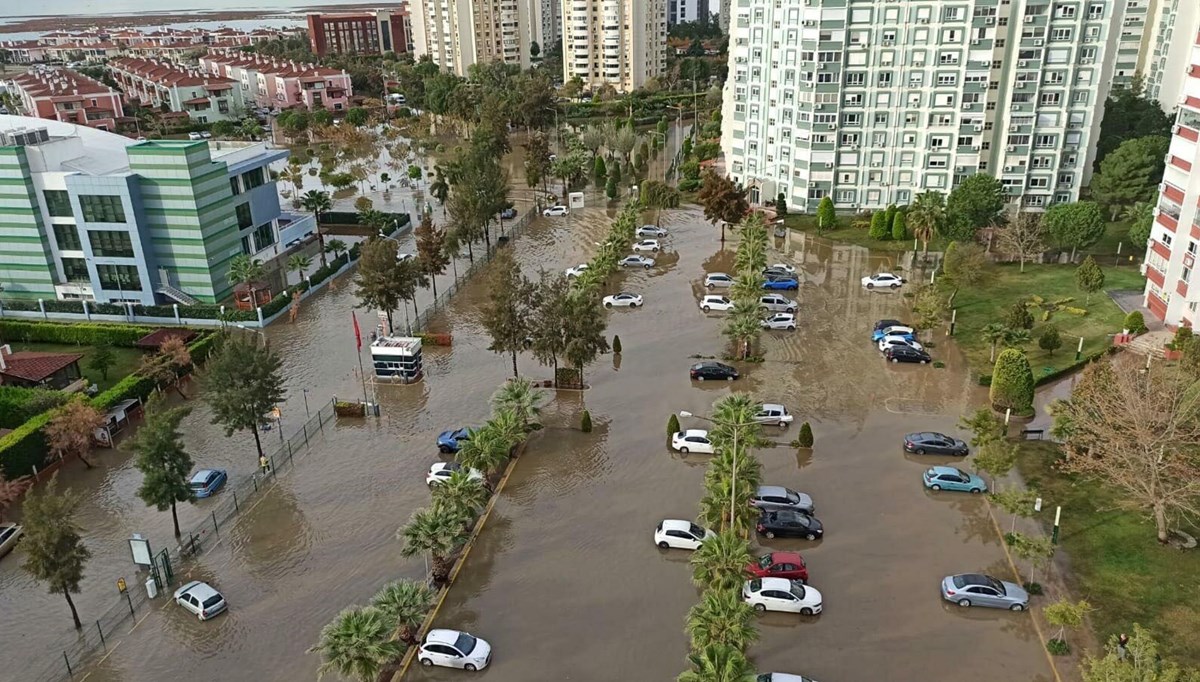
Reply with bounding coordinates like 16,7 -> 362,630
53,224 -> 82,251
43,190 -> 73,217
241,167 -> 265,190
96,264 -> 142,291
60,257 -> 89,282
79,195 -> 126,223
229,177 -> 242,196
236,202 -> 253,229
88,230 -> 135,258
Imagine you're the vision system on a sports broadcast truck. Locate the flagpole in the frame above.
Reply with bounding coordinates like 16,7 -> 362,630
353,312 -> 369,406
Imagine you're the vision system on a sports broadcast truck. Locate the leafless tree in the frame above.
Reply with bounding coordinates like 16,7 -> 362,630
44,401 -> 106,469
995,211 -> 1047,273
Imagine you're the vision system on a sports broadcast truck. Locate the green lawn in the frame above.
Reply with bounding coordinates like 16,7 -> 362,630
1016,442 -> 1200,667
782,214 -> 950,252
950,263 -> 1144,380
7,342 -> 146,392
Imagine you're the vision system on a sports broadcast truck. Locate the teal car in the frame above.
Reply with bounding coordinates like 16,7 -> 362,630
923,466 -> 986,493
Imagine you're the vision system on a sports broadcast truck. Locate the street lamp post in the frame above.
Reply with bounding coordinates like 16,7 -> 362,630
679,410 -> 740,532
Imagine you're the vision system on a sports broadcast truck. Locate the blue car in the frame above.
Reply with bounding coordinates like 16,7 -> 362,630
189,469 -> 228,499
872,324 -> 915,342
762,277 -> 800,290
437,428 -> 473,453
923,466 -> 987,493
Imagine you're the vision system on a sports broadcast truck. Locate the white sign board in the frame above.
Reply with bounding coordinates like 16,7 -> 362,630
568,192 -> 585,209
129,535 -> 152,567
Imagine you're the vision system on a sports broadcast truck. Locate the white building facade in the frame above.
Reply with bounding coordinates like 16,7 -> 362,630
668,0 -> 703,26
721,0 -> 1132,213
409,0 -> 533,76
1144,0 -> 1200,111
561,0 -> 667,93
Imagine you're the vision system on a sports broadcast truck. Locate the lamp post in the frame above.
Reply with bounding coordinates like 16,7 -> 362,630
235,323 -> 267,348
679,410 -> 742,532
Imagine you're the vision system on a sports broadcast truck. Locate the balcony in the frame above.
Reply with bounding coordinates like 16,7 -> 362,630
1146,262 -> 1166,288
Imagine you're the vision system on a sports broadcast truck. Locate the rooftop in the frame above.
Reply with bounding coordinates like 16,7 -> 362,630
202,49 -> 348,80
0,351 -> 83,383
9,68 -> 120,99
108,57 -> 237,89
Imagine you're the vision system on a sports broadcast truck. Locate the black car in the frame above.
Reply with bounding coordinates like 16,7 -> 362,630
884,346 -> 932,364
873,318 -> 905,332
690,361 -> 739,381
903,432 -> 969,456
756,510 -> 823,540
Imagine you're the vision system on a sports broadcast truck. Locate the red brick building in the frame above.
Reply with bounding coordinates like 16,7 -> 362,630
306,8 -> 410,57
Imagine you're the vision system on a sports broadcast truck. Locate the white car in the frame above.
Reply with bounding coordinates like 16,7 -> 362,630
876,324 -> 915,340
760,295 -> 797,313
654,519 -> 715,550
861,272 -> 907,289
187,131 -> 204,141
543,205 -> 569,216
418,629 -> 492,671
761,313 -> 797,330
426,461 -> 485,487
637,225 -> 668,237
397,252 -> 416,262
767,263 -> 797,275
878,335 -> 924,353
620,255 -> 655,268
704,272 -> 734,289
0,522 -> 22,560
758,674 -> 820,682
632,239 -> 661,252
700,295 -> 734,312
565,263 -> 589,278
603,292 -> 644,308
671,428 -> 714,454
754,404 -> 794,427
742,577 -> 823,615
173,581 -> 228,621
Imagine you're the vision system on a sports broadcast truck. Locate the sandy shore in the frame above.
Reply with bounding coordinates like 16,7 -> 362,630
1,3 -> 384,34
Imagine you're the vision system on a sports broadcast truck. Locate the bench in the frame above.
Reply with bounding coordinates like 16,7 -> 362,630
1021,429 -> 1045,440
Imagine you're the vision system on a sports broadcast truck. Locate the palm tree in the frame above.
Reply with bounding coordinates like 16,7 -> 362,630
708,394 -> 765,453
1001,327 -> 1032,349
490,379 -> 546,432
685,588 -> 759,651
226,254 -> 265,309
734,240 -> 766,275
398,507 -> 467,584
455,426 -> 510,478
300,190 -> 333,268
691,529 -> 754,592
723,306 -> 761,360
980,323 -> 1008,363
308,606 -> 404,682
430,167 -> 450,205
729,271 -> 763,305
908,191 -> 946,254
431,471 -> 491,528
324,238 -> 348,262
370,579 -> 434,644
486,408 -> 526,457
287,254 -> 312,285
278,166 -> 304,195
1119,201 -> 1151,224
677,643 -> 756,682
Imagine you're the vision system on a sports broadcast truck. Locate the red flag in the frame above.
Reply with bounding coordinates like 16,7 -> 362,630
352,311 -> 362,350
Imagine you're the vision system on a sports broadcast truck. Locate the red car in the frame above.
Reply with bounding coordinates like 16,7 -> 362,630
744,551 -> 808,583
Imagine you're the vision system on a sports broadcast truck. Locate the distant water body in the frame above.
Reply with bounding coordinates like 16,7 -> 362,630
0,0 -> 377,19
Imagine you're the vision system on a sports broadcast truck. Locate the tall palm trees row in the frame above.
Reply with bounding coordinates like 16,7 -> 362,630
309,379 -> 545,682
724,214 -> 770,360
680,394 -> 768,681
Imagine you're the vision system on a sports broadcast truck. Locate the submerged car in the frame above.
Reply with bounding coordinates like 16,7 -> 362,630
0,522 -> 23,560
542,205 -> 569,216
742,577 -> 823,615
704,272 -> 734,289
745,551 -> 809,583
751,485 -> 814,514
872,325 -> 916,342
603,292 -> 644,308
757,510 -> 823,540
173,581 -> 228,621
671,429 -> 714,454
904,432 -> 969,456
437,428 -> 472,453
923,466 -> 987,493
763,276 -> 800,291
632,239 -> 661,252
620,255 -> 655,268
654,519 -> 715,550
884,346 -> 932,364
637,225 -> 668,237
700,295 -> 735,312
189,469 -> 227,499
941,573 -> 1029,611
861,272 -> 906,289
761,313 -> 797,330
690,361 -> 739,381
426,461 -> 486,487
418,629 -> 493,671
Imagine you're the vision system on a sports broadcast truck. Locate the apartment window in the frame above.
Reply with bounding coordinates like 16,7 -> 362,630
878,72 -> 893,87
1054,4 -> 1077,19
53,224 -> 82,251
1050,28 -> 1072,41
1058,173 -> 1074,187
230,177 -> 242,196
60,257 -> 89,282
43,190 -> 72,217
88,230 -> 135,258
253,222 -> 275,251
1087,4 -> 1104,19
1041,92 -> 1062,106
937,74 -> 957,86
1034,134 -> 1057,148
241,167 -> 265,190
96,264 -> 142,291
1189,241 -> 1198,256
236,203 -> 254,230
79,195 -> 126,223
1029,177 -> 1050,188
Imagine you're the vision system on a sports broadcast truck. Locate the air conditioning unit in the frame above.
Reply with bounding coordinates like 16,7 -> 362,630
1081,57 -> 1094,64
828,123 -> 838,130
803,20 -> 816,26
1172,125 -> 1180,134
961,103 -> 972,110
882,39 -> 894,46
1005,165 -> 1016,172
1006,145 -> 1017,152
1159,182 -> 1167,192
972,39 -> 982,45
1024,15 -> 1035,23
816,104 -> 824,110
1034,39 -> 1043,46
1019,60 -> 1028,67
871,161 -> 882,167
1009,124 -> 1019,131
824,162 -> 833,169
973,124 -> 983,132
986,17 -> 995,24
918,18 -> 929,24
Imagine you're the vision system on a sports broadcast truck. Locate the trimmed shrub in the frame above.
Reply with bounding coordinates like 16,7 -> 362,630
91,373 -> 159,411
797,422 -> 814,448
0,386 -> 69,428
868,211 -> 890,240
1123,310 -> 1147,334
0,320 -> 155,346
580,410 -> 593,433
667,413 -> 680,436
612,335 -> 622,353
0,410 -> 52,478
891,212 -> 907,240
990,349 -> 1035,415
1046,639 -> 1069,656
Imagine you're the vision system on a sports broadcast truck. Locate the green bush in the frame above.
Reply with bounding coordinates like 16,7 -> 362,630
990,349 -> 1035,415
580,410 -> 593,433
0,410 -> 52,478
91,373 -> 158,411
1038,326 -> 1062,354
0,320 -> 156,346
612,335 -> 622,353
1003,301 -> 1034,330
891,213 -> 907,240
797,422 -> 814,448
1046,638 -> 1069,655
667,413 -> 680,436
1123,310 -> 1147,334
0,386 -> 69,428
868,211 -> 890,240
42,300 -> 86,314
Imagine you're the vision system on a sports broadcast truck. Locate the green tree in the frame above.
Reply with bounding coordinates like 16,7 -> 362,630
308,606 -> 404,682
324,238 -> 348,261
816,196 -> 836,235
226,253 -> 265,309
605,174 -> 619,200
908,190 -> 946,254
997,211 -> 1047,273
990,349 -> 1035,415
677,643 -> 756,682
991,487 -> 1039,534
354,238 -> 405,333
941,241 -> 988,289
287,254 -> 312,283
300,190 -> 333,268
723,302 -> 762,360
482,250 -> 535,378
911,284 -> 949,334
945,173 -> 1006,240
491,378 -> 546,431
528,271 -> 570,381
370,580 -> 434,645
344,107 -> 369,126
959,406 -> 1004,447
1081,624 -> 1200,682
130,397 -> 195,538
1127,201 -> 1155,251
431,469 -> 491,530
1043,201 -> 1106,259
87,343 -> 115,381
407,164 -> 422,184
1095,79 -> 1175,166
668,412 -> 681,436
974,439 -> 1018,490
203,335 -> 286,462
641,179 -> 682,225
868,211 -> 890,240
1003,301 -> 1034,330
1075,255 -> 1105,304
561,288 -> 610,386
21,477 -> 91,629
398,507 -> 467,584
1002,327 -> 1033,349
1043,598 -> 1091,651
1124,310 -> 1148,334
1090,136 -> 1171,219
775,192 -> 787,217
690,529 -> 753,592
796,422 -> 814,448
593,155 -> 607,184
697,169 -> 749,242
891,211 -> 907,240
414,213 -> 450,299
980,323 -> 1008,363
44,400 -> 104,469
685,588 -> 759,651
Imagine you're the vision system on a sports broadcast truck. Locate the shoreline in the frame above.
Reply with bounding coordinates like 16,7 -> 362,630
0,3 -> 385,34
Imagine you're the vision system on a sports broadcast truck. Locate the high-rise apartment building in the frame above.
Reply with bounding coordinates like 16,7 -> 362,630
561,0 -> 667,93
1145,0 -> 1200,111
668,0 -> 702,26
535,0 -> 561,54
409,0 -> 533,76
721,0 -> 1132,214
306,8 -> 411,57
1140,28 -> 1200,327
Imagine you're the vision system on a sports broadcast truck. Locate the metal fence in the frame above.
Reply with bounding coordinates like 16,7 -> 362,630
30,398 -> 338,682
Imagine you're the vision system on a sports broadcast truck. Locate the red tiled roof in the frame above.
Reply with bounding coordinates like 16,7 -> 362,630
134,328 -> 198,350
182,96 -> 210,104
9,68 -> 119,98
108,56 -> 236,88
0,351 -> 82,383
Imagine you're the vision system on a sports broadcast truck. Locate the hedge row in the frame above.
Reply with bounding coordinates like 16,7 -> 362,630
0,386 -> 70,429
0,320 -> 158,347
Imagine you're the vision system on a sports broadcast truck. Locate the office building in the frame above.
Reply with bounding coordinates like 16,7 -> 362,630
200,51 -> 354,111
6,69 -> 124,132
409,0 -> 533,76
306,8 -> 411,56
1140,27 -> 1200,326
0,115 -> 303,305
721,0 -> 1132,214
561,0 -> 667,93
107,58 -> 240,124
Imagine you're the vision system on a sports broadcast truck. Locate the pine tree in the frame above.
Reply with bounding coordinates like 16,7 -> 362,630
891,211 -> 907,240
1074,255 -> 1105,304
21,478 -> 91,629
130,396 -> 196,538
868,211 -> 890,240
203,335 -> 286,461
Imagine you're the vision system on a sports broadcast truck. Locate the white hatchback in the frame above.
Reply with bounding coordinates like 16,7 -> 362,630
742,577 -> 823,615
418,629 -> 493,671
671,428 -> 713,454
700,295 -> 734,312
768,263 -> 797,275
654,519 -> 715,550
426,461 -> 485,487
878,335 -> 924,353
565,263 -> 589,278
173,581 -> 228,621
637,225 -> 668,237
761,313 -> 797,330
543,205 -> 569,217
632,239 -> 661,252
